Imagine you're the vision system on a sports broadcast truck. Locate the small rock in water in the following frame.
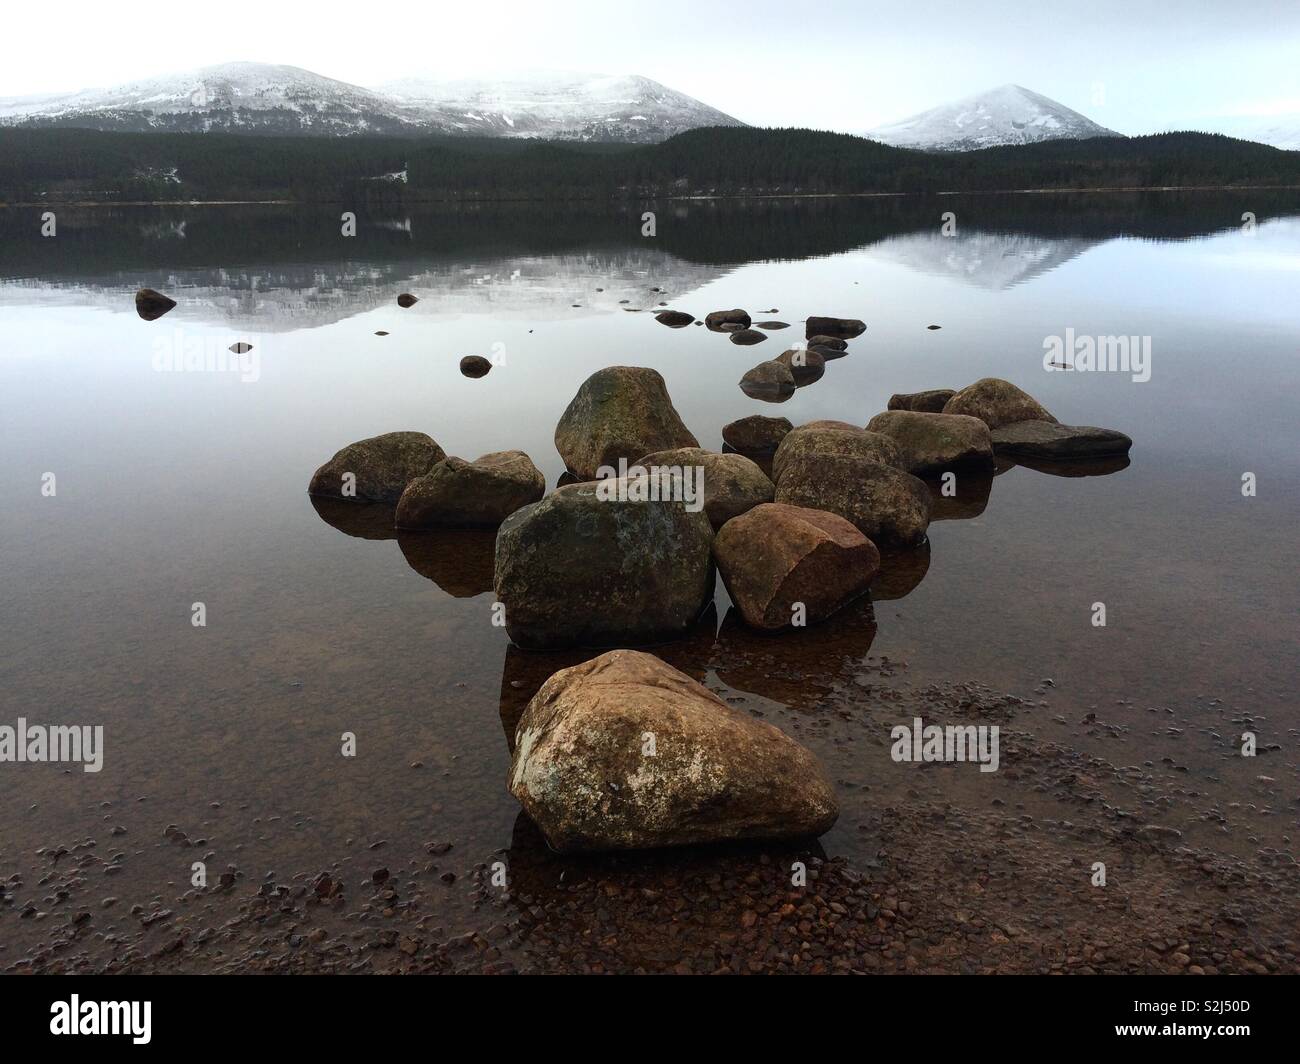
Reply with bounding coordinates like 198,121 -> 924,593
460,355 -> 492,378
739,360 -> 796,402
397,293 -> 418,308
654,310 -> 694,328
375,330 -> 389,336
927,324 -> 942,330
228,342 -> 253,354
705,308 -> 751,331
134,288 -> 176,321
729,329 -> 768,346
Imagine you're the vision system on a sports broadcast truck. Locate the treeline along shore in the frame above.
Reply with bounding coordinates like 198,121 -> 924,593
2,126 -> 1299,204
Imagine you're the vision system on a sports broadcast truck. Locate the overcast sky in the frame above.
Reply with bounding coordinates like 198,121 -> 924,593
5,0 -> 1299,133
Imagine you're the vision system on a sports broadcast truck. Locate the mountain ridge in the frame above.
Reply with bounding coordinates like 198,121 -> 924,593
0,62 -> 745,143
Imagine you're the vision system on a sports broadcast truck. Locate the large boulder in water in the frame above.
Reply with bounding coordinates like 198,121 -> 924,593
865,410 -> 994,475
554,366 -> 698,481
805,316 -> 865,340
990,420 -> 1132,459
888,388 -> 955,414
308,431 -> 446,504
135,288 -> 176,321
395,451 -> 545,529
509,649 -> 839,852
634,446 -> 773,530
943,378 -> 1056,429
714,503 -> 879,630
494,479 -> 714,649
771,423 -> 902,484
775,452 -> 931,547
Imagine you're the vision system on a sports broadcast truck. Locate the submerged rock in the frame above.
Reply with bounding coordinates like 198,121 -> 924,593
509,649 -> 838,852
865,410 -> 994,475
705,308 -> 751,331
654,310 -> 694,328
755,321 -> 790,330
397,293 -> 419,308
721,414 -> 793,457
396,451 -> 545,529
554,366 -> 698,480
634,447 -> 773,530
738,359 -> 796,402
714,503 -> 879,630
990,419 -> 1133,459
460,355 -> 492,378
888,388 -> 955,414
135,288 -> 176,321
943,378 -> 1056,429
729,328 -> 768,346
805,315 -> 866,340
308,431 -> 446,504
807,334 -> 847,351
494,480 -> 714,649
774,347 -> 826,386
771,423 -> 902,484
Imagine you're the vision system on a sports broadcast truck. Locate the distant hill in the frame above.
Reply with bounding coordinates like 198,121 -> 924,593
869,84 -> 1118,151
0,126 -> 1296,204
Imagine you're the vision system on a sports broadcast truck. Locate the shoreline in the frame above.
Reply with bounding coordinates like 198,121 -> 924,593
4,184 -> 1300,210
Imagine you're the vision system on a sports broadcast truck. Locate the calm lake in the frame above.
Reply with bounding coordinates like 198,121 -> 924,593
1,193 -> 1297,973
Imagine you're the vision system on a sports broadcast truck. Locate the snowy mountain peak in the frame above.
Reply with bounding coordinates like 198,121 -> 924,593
375,69 -> 744,142
869,84 -> 1119,151
0,62 -> 744,142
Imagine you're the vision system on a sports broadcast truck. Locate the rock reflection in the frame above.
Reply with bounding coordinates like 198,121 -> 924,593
710,598 -> 877,709
924,472 -> 993,522
870,541 -> 931,601
309,495 -> 397,540
397,530 -> 497,597
1010,454 -> 1131,478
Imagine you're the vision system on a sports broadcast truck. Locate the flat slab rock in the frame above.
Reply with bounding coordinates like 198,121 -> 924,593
990,419 -> 1132,459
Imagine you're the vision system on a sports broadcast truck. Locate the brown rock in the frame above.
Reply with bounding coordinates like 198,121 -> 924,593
634,447 -> 774,530
135,288 -> 176,321
554,366 -> 698,481
739,360 -> 796,401
395,451 -> 545,529
865,410 -> 994,475
772,423 -> 902,484
721,415 -> 793,456
460,355 -> 492,378
774,347 -> 826,386
805,316 -> 866,340
308,432 -> 446,504
509,650 -> 838,851
714,503 -> 879,629
775,453 -> 930,547
989,420 -> 1133,459
705,309 -> 751,331
888,389 -> 956,414
943,378 -> 1056,429
654,310 -> 694,328
729,329 -> 768,346
397,293 -> 418,308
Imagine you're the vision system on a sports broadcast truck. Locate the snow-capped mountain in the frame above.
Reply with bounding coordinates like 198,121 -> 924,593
0,63 -> 434,136
378,70 -> 744,143
0,62 -> 743,142
869,84 -> 1119,151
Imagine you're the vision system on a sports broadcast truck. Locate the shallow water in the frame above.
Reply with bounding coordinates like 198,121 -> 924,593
1,194 -> 1297,971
